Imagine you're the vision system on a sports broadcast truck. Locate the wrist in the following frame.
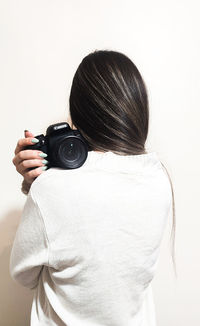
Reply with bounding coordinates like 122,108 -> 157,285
21,179 -> 31,195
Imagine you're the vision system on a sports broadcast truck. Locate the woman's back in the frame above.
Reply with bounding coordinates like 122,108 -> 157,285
10,150 -> 172,326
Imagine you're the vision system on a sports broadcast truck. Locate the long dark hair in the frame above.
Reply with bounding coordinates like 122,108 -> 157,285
69,50 -> 177,276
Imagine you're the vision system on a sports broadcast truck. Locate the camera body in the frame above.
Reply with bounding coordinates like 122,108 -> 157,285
25,122 -> 91,170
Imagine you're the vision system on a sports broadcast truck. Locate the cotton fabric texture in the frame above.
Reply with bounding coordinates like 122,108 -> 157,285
10,150 -> 172,326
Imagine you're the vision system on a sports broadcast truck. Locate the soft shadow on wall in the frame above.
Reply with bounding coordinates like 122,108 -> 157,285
0,209 -> 33,326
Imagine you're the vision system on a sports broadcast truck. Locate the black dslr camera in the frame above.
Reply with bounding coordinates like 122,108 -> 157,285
25,122 -> 91,170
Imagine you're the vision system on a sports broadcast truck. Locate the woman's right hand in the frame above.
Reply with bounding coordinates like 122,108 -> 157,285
12,130 -> 49,190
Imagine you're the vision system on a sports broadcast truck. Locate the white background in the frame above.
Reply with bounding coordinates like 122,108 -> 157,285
0,0 -> 200,325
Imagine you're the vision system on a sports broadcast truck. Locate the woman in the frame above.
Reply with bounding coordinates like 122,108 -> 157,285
10,50 -> 176,326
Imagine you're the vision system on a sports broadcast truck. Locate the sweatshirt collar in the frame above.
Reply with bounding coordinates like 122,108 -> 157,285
83,150 -> 162,173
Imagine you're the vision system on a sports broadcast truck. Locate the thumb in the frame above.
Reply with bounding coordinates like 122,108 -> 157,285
24,129 -> 35,138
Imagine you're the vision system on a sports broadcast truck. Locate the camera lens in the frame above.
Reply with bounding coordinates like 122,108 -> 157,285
56,136 -> 88,169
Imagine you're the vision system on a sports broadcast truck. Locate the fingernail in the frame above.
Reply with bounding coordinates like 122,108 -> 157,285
42,166 -> 48,171
39,153 -> 48,158
31,138 -> 39,143
42,159 -> 48,164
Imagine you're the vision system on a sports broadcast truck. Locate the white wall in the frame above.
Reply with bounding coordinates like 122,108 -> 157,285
1,0 -> 200,325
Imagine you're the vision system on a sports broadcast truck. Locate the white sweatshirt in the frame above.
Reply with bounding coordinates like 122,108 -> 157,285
10,150 -> 172,326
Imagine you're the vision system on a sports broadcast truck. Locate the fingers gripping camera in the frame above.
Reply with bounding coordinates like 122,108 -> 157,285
25,122 -> 91,170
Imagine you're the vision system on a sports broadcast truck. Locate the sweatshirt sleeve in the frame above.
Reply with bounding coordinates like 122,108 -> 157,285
9,188 -> 49,290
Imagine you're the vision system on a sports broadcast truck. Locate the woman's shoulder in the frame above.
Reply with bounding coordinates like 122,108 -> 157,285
30,166 -> 82,198
32,167 -> 60,185
30,167 -> 68,195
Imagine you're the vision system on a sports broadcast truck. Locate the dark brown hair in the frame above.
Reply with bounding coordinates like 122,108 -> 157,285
69,49 -> 176,276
